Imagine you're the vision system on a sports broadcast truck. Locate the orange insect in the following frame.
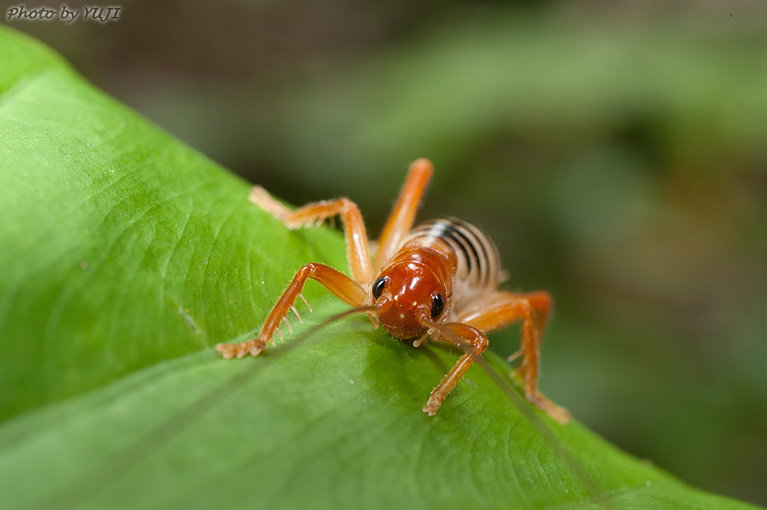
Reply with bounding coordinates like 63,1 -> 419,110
216,159 -> 570,424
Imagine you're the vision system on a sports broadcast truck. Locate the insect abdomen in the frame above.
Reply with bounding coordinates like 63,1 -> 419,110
403,218 -> 503,297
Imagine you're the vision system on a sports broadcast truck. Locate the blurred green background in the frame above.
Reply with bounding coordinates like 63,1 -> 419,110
7,0 -> 766,506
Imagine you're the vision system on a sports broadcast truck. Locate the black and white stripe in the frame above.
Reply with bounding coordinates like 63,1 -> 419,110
403,218 -> 503,295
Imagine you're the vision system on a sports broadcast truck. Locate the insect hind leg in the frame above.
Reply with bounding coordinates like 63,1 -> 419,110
455,290 -> 570,424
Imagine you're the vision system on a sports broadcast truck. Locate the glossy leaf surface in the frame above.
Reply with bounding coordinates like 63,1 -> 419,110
0,27 -> 758,510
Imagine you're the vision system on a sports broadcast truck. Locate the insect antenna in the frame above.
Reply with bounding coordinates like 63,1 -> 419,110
314,304 -> 379,327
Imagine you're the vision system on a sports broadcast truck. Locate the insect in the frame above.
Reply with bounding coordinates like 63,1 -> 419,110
216,159 -> 570,424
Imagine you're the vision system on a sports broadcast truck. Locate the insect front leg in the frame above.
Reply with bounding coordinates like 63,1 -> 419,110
250,187 -> 373,283
423,323 -> 489,416
216,263 -> 367,359
455,290 -> 570,424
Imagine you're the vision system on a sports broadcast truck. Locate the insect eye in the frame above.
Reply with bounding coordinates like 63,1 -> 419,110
430,293 -> 445,318
372,277 -> 387,300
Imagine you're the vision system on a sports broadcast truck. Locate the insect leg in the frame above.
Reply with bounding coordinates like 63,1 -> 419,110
455,291 -> 570,424
250,187 -> 373,283
423,323 -> 488,416
374,158 -> 433,272
216,263 -> 366,359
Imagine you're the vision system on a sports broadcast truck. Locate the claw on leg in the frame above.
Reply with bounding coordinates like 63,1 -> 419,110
526,391 -> 571,425
216,339 -> 267,359
422,396 -> 441,416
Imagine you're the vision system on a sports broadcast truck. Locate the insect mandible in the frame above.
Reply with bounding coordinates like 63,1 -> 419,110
216,159 -> 571,424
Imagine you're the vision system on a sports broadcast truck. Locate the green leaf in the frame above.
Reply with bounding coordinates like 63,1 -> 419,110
0,26 -> 758,510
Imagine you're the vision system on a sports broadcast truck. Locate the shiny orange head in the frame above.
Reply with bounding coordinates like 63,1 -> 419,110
370,261 -> 449,340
